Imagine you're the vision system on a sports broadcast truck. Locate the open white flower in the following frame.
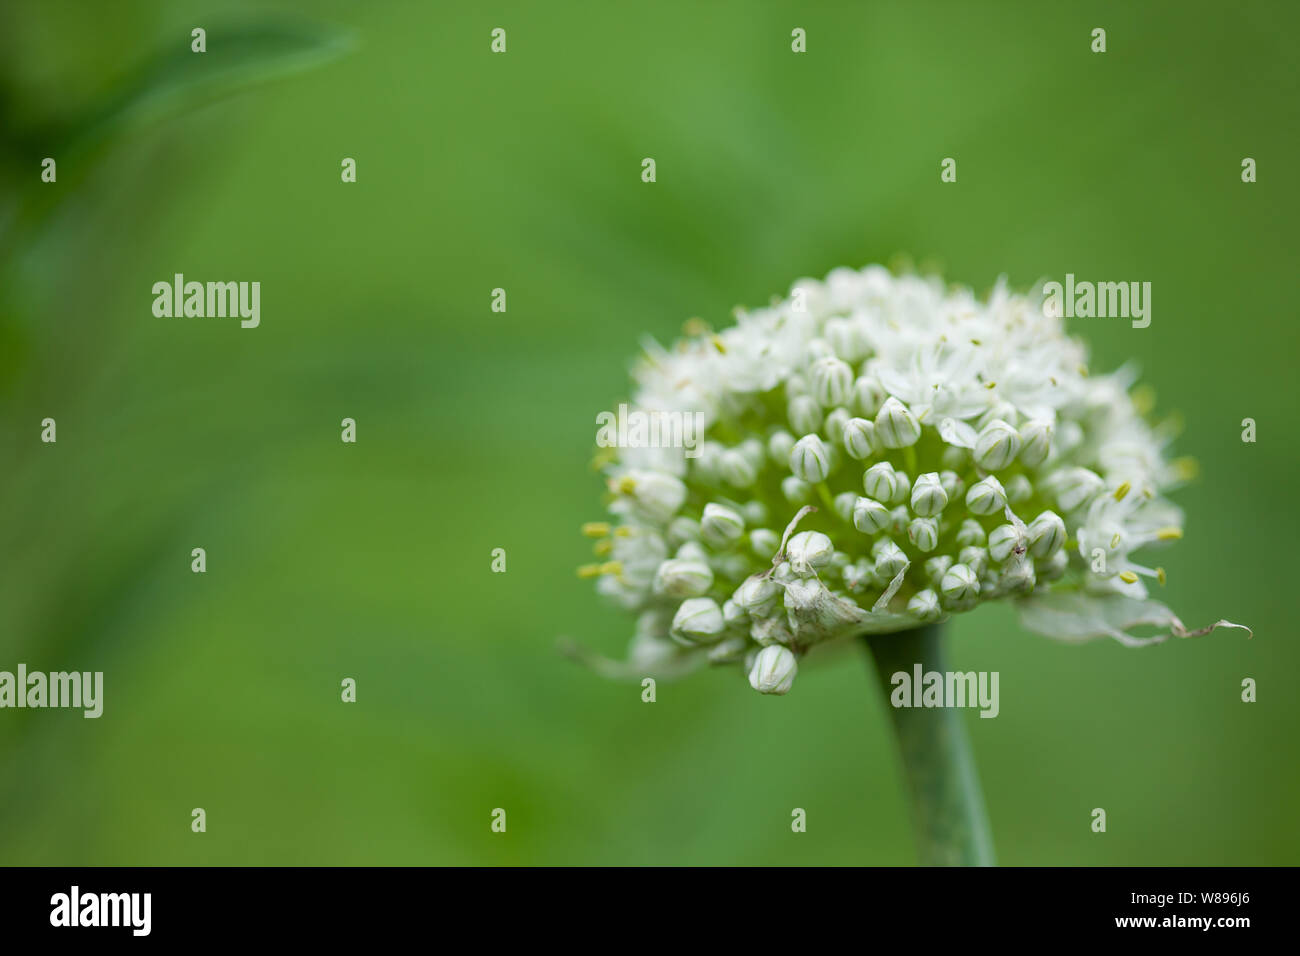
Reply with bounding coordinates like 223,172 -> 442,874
575,265 -> 1249,693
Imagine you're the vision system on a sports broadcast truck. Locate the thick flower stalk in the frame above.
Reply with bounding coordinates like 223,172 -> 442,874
575,265 -> 1249,695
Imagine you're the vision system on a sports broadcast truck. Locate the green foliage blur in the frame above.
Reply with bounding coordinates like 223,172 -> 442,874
0,0 -> 1295,865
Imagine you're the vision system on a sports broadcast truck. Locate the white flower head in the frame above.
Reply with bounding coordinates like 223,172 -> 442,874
577,265 -> 1250,694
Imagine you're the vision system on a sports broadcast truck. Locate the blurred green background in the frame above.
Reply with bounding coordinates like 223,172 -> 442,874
0,0 -> 1295,865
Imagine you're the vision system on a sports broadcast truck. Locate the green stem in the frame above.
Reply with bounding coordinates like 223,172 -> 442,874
864,623 -> 996,866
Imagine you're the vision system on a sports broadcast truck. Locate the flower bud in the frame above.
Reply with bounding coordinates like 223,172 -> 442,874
852,376 -> 886,417
908,516 -> 940,552
743,501 -> 768,525
781,476 -> 812,503
907,588 -> 942,620
768,430 -> 796,464
873,540 -> 909,578
941,563 -> 980,604
965,475 -> 1007,515
988,523 -> 1027,562
722,598 -> 745,627
811,356 -> 854,406
955,518 -> 986,547
666,516 -> 700,548
749,528 -> 780,556
700,503 -> 745,548
824,317 -> 869,362
874,396 -> 922,449
748,644 -> 797,695
1048,467 -> 1104,511
843,417 -> 876,459
653,558 -> 713,597
852,496 -> 891,534
843,559 -> 875,592
1038,547 -> 1069,581
1018,420 -> 1052,466
734,575 -> 779,615
788,395 -> 823,434
974,419 -> 1021,470
612,470 -> 686,523
670,597 -> 725,645
1005,474 -> 1033,504
999,558 -> 1036,594
719,449 -> 757,488
707,636 -> 749,664
824,407 -> 852,446
790,434 -> 831,483
910,472 -> 948,517
958,545 -> 990,577
786,530 -> 834,572
675,540 -> 708,561
1028,510 -> 1066,558
925,554 -> 954,586
863,461 -> 904,503
977,401 -> 1018,431
941,445 -> 969,470
939,470 -> 965,501
833,491 -> 857,523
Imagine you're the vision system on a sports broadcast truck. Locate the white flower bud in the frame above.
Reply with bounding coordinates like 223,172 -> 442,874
910,472 -> 948,517
999,559 -> 1036,594
675,541 -> 708,561
722,598 -> 746,627
653,558 -> 713,597
748,644 -> 797,695
925,554 -> 954,585
670,597 -> 725,645
988,523 -> 1027,563
790,434 -> 831,483
956,518 -> 987,547
1028,510 -> 1066,558
863,461 -> 903,503
1018,420 -> 1052,467
824,407 -> 852,446
782,476 -> 812,503
719,448 -> 757,488
843,558 -> 875,592
889,505 -> 911,536
768,430 -> 796,464
833,491 -> 857,522
749,528 -> 780,556
843,417 -> 876,459
1048,467 -> 1104,511
824,317 -> 869,362
941,563 -> 980,604
700,503 -> 745,548
939,470 -> 965,501
1005,474 -> 1033,504
974,419 -> 1021,470
612,470 -> 687,523
707,636 -> 749,663
811,356 -> 854,407
874,396 -> 922,449
735,575 -> 779,615
965,475 -> 1007,515
786,530 -> 834,572
908,516 -> 940,552
958,545 -> 989,577
873,540 -> 909,578
788,395 -> 823,434
941,445 -> 969,470
977,401 -> 1018,431
907,588 -> 942,620
1038,547 -> 1069,581
666,516 -> 700,547
852,496 -> 891,534
852,376 -> 886,417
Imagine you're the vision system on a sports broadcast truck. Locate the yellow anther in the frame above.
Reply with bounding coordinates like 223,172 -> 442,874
581,522 -> 611,538
1119,571 -> 1139,584
1173,457 -> 1199,481
1131,385 -> 1156,416
593,539 -> 613,557
1113,481 -> 1131,501
576,564 -> 603,579
1156,526 -> 1183,541
615,475 -> 637,494
711,335 -> 727,354
1156,567 -> 1167,586
682,317 -> 709,337
613,526 -> 634,538
599,561 -> 624,577
1110,532 -> 1122,549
